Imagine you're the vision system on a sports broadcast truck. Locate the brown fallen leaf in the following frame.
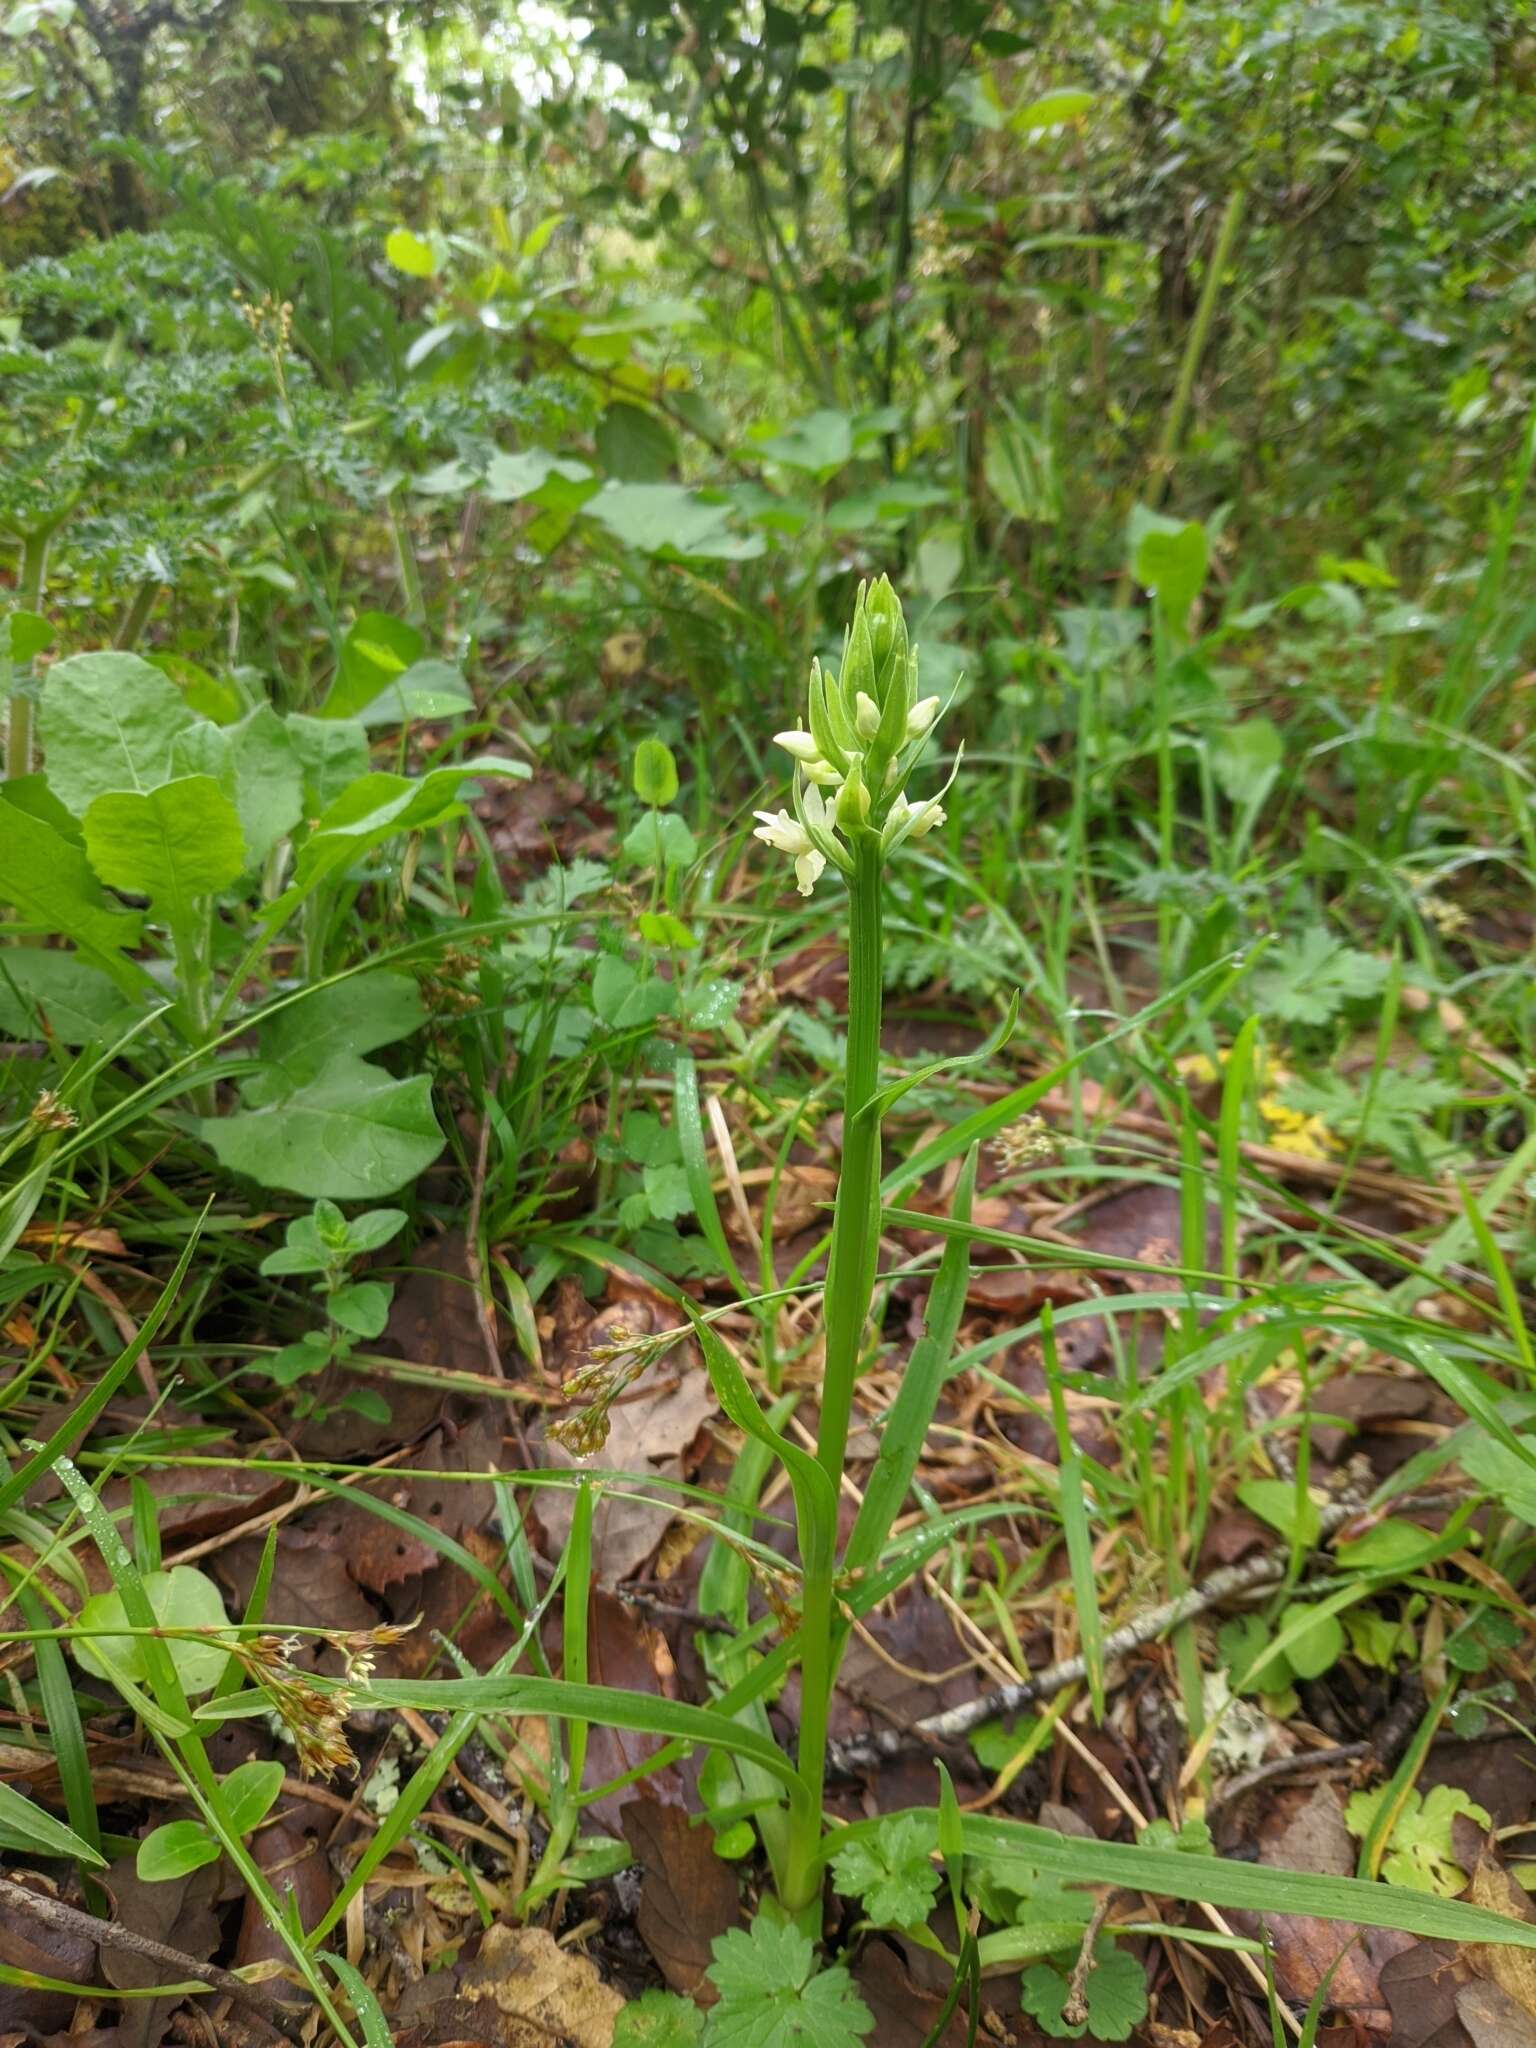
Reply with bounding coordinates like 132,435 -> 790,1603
18,1223 -> 127,1255
100,1451 -> 291,1554
1468,1852 -> 1536,2021
539,1300 -> 715,1585
622,1796 -> 739,1997
1222,1782 -> 1408,2034
216,1522 -> 381,1668
851,1936 -> 976,2046
581,1592 -> 688,1830
1380,1942 -> 1471,2048
1459,1980 -> 1536,2048
235,1815 -> 333,1973
102,1854 -> 223,2048
0,1875 -> 95,2035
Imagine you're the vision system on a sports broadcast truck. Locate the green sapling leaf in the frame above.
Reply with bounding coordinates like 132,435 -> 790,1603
327,1281 -> 393,1339
136,1819 -> 222,1883
219,1758 -> 285,1836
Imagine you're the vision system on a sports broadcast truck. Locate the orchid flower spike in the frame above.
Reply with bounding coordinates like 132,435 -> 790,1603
756,578 -> 956,896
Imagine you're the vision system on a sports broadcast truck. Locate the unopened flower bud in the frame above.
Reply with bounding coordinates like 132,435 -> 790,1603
774,730 -> 824,764
906,695 -> 940,739
854,691 -> 880,740
835,761 -> 870,829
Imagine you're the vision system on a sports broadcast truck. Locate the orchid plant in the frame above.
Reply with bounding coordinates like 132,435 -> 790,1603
311,582 -> 1536,2011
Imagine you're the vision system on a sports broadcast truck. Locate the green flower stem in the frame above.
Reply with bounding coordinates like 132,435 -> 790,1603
782,829 -> 885,1914
816,830 -> 885,1489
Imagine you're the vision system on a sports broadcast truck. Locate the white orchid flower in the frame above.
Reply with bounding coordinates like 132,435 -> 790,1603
755,806 -> 830,896
753,809 -> 813,856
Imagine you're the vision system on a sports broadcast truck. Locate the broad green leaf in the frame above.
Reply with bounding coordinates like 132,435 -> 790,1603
1133,519 -> 1209,626
226,704 -> 305,863
83,777 -> 247,926
632,739 -> 679,807
0,793 -> 143,957
146,653 -> 243,724
326,612 -> 425,721
219,1758 -> 285,1836
244,970 -> 427,1107
38,652 -> 195,814
586,483 -> 763,560
1460,1436 -> 1536,1523
756,408 -> 854,476
169,704 -> 302,869
136,1819 -> 221,1882
356,658 -> 474,730
0,949 -> 142,1044
1345,1784 -> 1490,1896
385,227 -> 437,277
596,403 -> 678,482
623,810 -> 697,871
1334,1519 -> 1443,1570
1273,1600 -> 1346,1680
482,449 -> 594,502
825,480 -> 951,532
281,714 -> 369,819
830,1812 -> 940,1927
2,772 -> 82,842
203,1052 -> 444,1198
578,296 -> 706,337
1236,1479 -> 1321,1547
1013,88 -> 1095,132
75,1566 -> 230,1697
592,955 -> 676,1028
1209,718 -> 1283,807
274,756 -> 529,912
0,1779 -> 106,1866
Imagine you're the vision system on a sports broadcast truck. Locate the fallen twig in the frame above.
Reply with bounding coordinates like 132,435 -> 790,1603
829,1490 -> 1464,1772
0,1875 -> 309,2038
